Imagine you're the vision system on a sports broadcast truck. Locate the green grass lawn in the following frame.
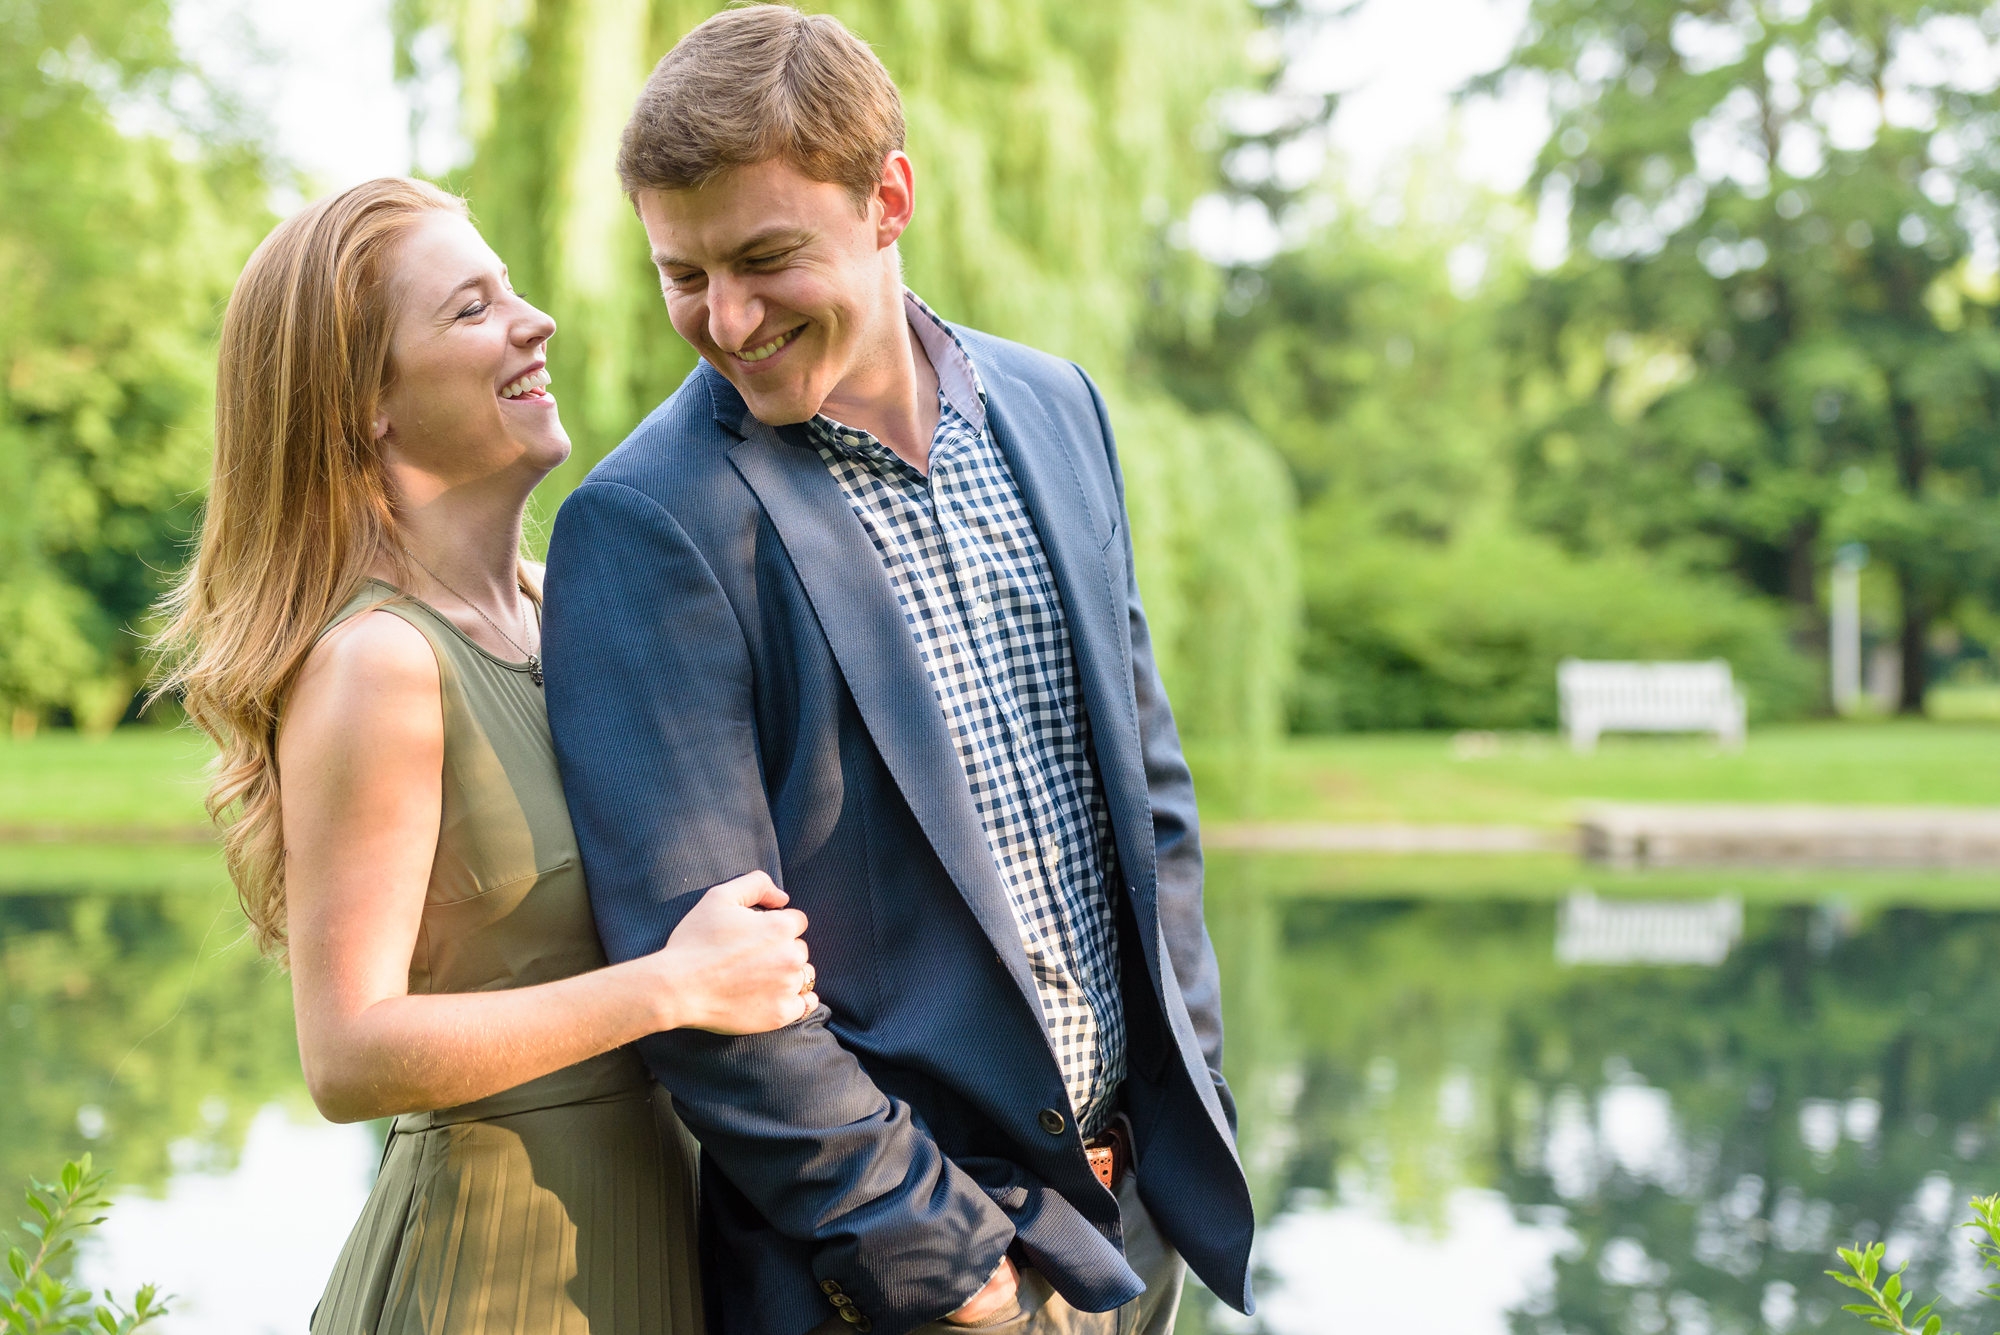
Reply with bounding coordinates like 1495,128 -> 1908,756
1190,718 -> 2000,826
0,729 -> 214,832
4,721 -> 2000,903
1210,850 -> 2000,907
3,718 -> 1999,835
0,842 -> 227,894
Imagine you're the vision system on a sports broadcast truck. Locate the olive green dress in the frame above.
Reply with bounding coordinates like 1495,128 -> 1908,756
310,580 -> 703,1335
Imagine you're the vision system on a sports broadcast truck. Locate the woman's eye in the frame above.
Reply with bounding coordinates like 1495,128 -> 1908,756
456,302 -> 487,319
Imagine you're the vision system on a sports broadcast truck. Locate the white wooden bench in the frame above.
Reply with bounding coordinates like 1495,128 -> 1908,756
1557,659 -> 1746,753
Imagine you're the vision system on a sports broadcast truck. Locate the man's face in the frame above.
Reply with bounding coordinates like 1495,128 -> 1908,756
636,157 -> 906,426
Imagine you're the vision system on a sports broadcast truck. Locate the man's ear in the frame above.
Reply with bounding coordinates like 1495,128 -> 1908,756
875,151 -> 915,250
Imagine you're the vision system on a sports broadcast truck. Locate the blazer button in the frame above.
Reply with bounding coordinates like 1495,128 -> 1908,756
1037,1107 -> 1066,1135
820,1280 -> 844,1296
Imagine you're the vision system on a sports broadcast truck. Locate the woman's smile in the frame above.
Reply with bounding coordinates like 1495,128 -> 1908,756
499,364 -> 555,402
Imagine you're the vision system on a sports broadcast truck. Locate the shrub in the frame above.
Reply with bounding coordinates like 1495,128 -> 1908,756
2,1156 -> 167,1334
1291,521 -> 1817,731
1829,1195 -> 2000,1334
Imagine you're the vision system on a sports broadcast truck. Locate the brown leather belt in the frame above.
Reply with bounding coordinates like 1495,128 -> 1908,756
1084,1119 -> 1131,1191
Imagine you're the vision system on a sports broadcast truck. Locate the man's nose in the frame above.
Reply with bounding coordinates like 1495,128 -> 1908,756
705,274 -> 763,352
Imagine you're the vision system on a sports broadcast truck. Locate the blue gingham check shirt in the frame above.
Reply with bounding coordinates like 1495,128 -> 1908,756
809,291 -> 1126,1136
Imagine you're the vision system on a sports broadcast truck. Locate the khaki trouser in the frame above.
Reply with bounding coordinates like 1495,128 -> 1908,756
913,1170 -> 1184,1335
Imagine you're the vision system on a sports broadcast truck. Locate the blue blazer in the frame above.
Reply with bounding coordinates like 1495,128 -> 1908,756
542,327 -> 1255,1335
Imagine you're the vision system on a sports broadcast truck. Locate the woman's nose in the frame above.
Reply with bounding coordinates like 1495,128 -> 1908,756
516,298 -> 557,345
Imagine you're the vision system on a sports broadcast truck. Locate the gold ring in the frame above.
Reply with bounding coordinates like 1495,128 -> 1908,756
799,963 -> 817,996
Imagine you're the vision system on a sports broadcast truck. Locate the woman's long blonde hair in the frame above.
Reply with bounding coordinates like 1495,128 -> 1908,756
154,177 -> 501,960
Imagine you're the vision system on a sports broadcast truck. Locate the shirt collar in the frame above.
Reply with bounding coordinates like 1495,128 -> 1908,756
810,290 -> 986,454
902,289 -> 987,431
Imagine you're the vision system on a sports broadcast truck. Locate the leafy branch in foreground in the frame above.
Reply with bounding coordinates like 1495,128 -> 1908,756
1829,1195 -> 2000,1335
1,1156 -> 168,1334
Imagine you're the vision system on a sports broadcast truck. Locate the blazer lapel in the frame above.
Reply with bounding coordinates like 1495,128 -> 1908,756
724,412 -> 1045,1008
979,369 -> 1161,937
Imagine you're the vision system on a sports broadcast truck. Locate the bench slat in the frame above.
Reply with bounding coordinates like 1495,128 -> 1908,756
1558,658 -> 1746,752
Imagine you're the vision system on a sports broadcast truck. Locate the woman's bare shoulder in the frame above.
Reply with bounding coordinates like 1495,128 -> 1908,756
286,609 -> 441,745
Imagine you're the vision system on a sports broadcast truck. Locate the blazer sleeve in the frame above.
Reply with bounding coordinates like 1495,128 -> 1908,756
542,478 -> 1016,1331
1076,371 -> 1237,1132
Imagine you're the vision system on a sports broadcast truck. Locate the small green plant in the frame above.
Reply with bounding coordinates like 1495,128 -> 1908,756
1,1156 -> 168,1334
1830,1195 -> 2000,1334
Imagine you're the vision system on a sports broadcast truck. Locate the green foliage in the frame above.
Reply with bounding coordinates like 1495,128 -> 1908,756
1160,0 -> 2000,728
1102,390 -> 1296,744
1498,0 -> 2000,711
1829,1196 -> 2000,1334
1,1156 -> 167,1334
404,0 -> 1251,488
1831,1239 -> 1949,1335
1295,519 -> 1812,731
1157,168 -> 1814,730
0,0 -> 274,731
396,0 -> 1300,742
1159,167 -> 1525,535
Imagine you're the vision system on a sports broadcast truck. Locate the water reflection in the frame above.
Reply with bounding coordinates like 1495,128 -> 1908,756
0,888 -> 304,1192
8,868 -> 2000,1334
0,887 -> 374,1332
82,1106 -> 375,1334
1200,856 -> 2000,1333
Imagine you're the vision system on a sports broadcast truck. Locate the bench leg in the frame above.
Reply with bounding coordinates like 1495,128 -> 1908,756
1719,699 -> 1747,751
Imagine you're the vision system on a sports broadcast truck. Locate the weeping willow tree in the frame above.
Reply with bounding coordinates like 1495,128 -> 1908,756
392,0 -> 1296,746
1,0 -> 272,733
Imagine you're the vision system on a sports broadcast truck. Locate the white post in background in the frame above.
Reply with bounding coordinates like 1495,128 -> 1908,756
1831,543 -> 1868,713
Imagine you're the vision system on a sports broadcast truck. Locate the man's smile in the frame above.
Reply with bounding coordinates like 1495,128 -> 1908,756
732,324 -> 805,367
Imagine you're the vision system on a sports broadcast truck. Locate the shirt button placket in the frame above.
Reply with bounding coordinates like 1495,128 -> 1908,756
948,515 -> 991,625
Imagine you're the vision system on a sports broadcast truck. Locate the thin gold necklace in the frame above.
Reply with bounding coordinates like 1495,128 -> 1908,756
401,547 -> 542,687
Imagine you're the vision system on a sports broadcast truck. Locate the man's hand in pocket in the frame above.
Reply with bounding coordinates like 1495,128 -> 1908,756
944,1256 -> 1019,1326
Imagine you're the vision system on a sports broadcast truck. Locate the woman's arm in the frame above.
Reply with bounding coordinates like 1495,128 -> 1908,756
279,609 -> 815,1125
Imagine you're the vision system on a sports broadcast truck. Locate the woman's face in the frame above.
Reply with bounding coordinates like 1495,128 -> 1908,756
374,213 -> 569,489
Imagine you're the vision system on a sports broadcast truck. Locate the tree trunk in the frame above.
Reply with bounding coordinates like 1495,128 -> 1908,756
1785,521 -> 1827,704
1898,565 -> 1927,714
1891,393 -> 1929,715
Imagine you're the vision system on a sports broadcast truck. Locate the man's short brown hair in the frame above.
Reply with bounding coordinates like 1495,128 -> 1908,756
618,4 -> 905,207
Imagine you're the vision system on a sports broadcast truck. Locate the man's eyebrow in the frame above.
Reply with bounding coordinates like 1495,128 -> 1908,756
653,229 -> 811,270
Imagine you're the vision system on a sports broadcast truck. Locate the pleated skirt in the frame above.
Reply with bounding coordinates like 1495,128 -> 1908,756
312,1085 -> 703,1335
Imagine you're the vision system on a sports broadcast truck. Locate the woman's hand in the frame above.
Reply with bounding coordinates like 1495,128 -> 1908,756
645,871 -> 817,1033
281,616 -> 815,1121
944,1256 -> 1020,1326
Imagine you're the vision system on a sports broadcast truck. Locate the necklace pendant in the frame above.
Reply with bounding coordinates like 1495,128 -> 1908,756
528,655 -> 544,688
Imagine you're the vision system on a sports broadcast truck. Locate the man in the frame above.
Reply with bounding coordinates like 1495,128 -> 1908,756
543,7 -> 1254,1333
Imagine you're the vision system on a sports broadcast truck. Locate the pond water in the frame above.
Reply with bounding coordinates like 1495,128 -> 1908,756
5,855 -> 1998,1333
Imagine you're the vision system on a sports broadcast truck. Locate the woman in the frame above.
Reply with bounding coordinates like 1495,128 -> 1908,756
153,177 -> 811,1332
